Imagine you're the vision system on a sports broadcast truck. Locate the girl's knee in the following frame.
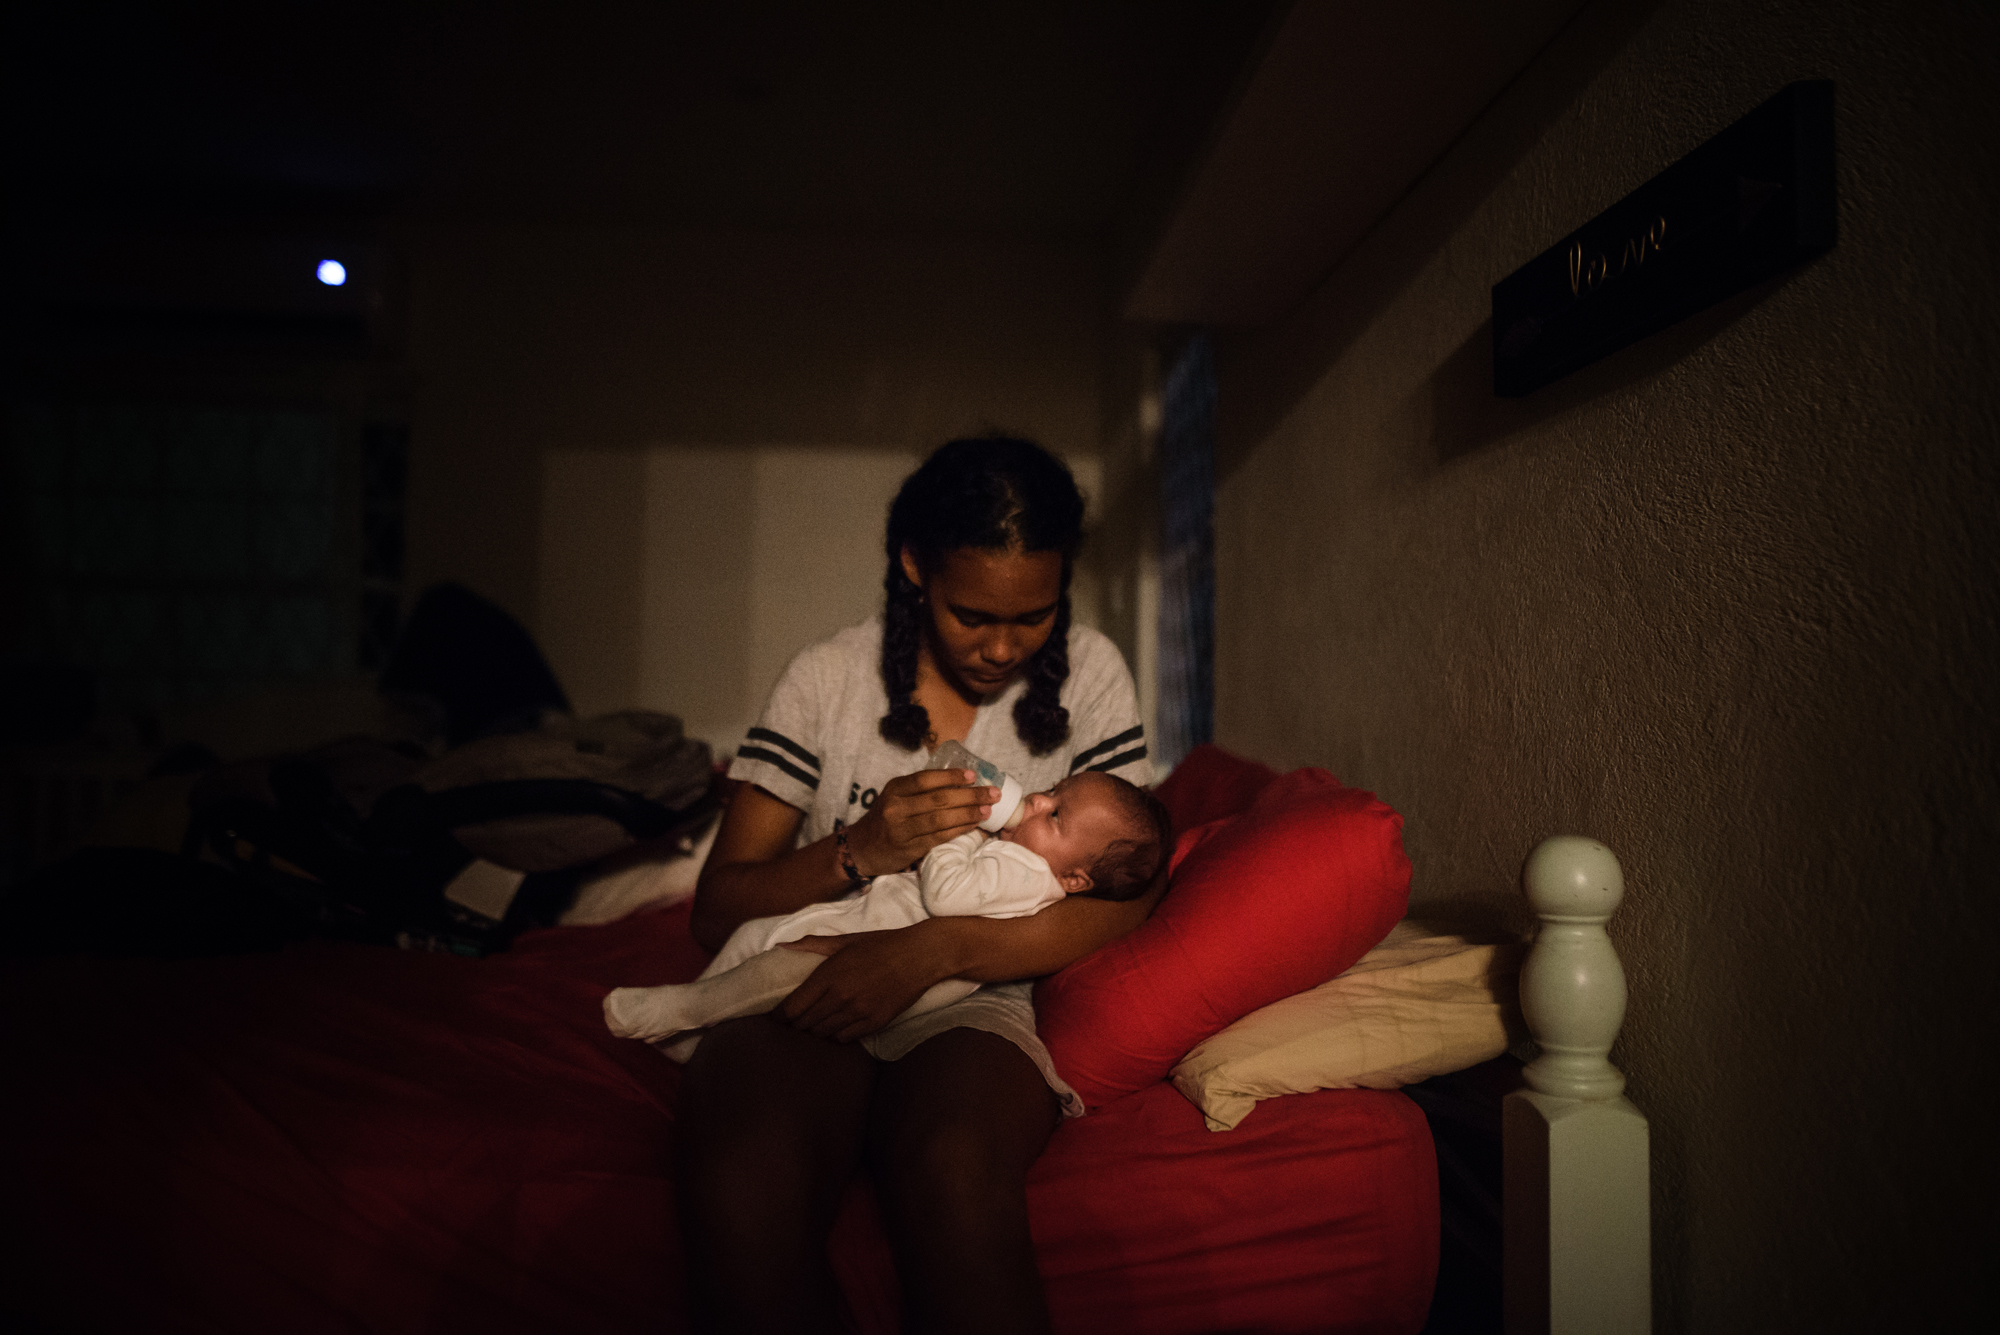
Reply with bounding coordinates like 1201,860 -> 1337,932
680,1016 -> 872,1109
673,1017 -> 875,1202
901,1118 -> 1028,1202
870,1056 -> 1058,1223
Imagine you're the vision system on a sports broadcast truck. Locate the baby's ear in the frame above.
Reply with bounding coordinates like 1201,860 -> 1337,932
1056,866 -> 1094,895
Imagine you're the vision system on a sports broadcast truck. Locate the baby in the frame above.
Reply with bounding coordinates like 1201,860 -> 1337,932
603,770 -> 1170,1059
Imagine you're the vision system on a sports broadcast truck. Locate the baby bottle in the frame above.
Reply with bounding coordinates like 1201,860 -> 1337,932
927,740 -> 1026,833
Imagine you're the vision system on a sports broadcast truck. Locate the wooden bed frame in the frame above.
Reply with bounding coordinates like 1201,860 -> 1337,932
1502,835 -> 1652,1334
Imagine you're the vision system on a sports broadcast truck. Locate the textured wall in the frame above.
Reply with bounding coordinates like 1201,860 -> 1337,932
1212,0 -> 1997,1327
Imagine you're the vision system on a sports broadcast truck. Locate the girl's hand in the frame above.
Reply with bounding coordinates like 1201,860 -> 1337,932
776,926 -> 954,1042
843,769 -> 996,876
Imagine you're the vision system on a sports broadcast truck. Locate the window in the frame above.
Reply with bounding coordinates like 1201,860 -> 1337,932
1156,333 -> 1215,773
6,401 -> 405,718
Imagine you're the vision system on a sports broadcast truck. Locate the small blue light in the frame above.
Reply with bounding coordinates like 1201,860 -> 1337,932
316,259 -> 347,287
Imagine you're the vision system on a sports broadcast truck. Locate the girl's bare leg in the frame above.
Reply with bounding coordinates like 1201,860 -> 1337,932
672,1014 -> 874,1335
867,1027 -> 1063,1335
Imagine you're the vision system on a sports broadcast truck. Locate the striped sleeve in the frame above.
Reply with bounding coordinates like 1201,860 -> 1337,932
1060,625 -> 1152,788
727,647 -> 828,811
1068,723 -> 1147,777
736,727 -> 821,791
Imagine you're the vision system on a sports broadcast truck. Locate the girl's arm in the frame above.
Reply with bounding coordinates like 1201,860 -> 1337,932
776,875 -> 1168,1041
690,771 -> 999,952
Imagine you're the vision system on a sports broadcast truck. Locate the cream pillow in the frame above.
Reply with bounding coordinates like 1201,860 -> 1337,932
1169,919 -> 1525,1131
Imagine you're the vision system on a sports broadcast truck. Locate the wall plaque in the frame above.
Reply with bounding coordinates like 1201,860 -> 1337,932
1492,80 -> 1835,397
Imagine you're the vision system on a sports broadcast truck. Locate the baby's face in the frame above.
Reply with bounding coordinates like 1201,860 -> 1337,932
996,772 -> 1126,891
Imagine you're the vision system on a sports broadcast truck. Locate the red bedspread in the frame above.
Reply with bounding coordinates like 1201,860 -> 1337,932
2,902 -> 1435,1333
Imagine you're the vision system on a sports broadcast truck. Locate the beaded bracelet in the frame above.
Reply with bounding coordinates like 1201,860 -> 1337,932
834,825 -> 871,890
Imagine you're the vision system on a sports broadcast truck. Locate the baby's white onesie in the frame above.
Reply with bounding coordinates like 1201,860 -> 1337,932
603,831 -> 1063,1056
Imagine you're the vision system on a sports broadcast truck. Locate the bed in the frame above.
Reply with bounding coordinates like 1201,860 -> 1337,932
0,743 -> 1579,1334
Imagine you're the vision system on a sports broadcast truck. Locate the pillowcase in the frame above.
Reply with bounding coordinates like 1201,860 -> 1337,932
1150,743 -> 1279,831
1035,766 -> 1410,1109
1170,920 -> 1526,1131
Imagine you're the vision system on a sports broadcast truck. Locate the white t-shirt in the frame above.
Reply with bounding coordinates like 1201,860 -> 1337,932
724,614 -> 1150,1118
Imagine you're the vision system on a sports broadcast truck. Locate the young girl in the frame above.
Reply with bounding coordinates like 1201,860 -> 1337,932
674,437 -> 1157,1334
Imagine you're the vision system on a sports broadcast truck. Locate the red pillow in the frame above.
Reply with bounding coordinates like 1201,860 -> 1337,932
1035,767 -> 1410,1109
1151,743 -> 1279,831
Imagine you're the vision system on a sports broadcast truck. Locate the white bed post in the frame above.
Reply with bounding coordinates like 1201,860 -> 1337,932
1503,836 -> 1651,1335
